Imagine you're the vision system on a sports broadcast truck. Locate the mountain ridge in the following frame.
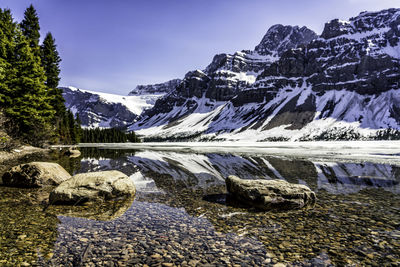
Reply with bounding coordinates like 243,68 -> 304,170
63,8 -> 400,141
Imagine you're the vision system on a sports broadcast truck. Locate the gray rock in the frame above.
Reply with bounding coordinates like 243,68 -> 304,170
2,162 -> 71,188
226,175 -> 316,210
49,170 -> 136,204
64,148 -> 81,158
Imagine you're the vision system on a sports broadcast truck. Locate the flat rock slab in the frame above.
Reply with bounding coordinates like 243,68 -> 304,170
226,175 -> 316,210
49,170 -> 136,204
2,162 -> 71,188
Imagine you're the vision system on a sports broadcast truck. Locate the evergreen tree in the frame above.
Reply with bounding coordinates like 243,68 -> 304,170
0,6 -> 81,146
81,128 -> 140,143
41,32 -> 64,114
0,9 -> 17,107
74,113 -> 82,143
20,4 -> 40,50
5,29 -> 54,145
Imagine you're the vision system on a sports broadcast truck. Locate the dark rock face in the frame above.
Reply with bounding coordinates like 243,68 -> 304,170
255,24 -> 318,56
255,9 -> 400,96
62,87 -> 137,128
129,79 -> 181,95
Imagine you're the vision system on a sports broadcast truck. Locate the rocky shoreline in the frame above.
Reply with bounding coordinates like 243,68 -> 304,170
0,146 -> 50,185
0,146 -> 48,164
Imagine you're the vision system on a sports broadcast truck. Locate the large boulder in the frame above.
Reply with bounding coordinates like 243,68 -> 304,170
49,170 -> 136,204
226,175 -> 316,210
2,162 -> 71,188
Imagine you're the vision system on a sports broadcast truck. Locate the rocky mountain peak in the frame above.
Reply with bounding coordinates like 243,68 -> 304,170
129,79 -> 181,96
321,8 -> 400,39
350,8 -> 400,32
255,24 -> 317,56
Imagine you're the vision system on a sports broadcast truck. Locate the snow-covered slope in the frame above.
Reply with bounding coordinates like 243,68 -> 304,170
131,8 -> 400,141
62,86 -> 163,128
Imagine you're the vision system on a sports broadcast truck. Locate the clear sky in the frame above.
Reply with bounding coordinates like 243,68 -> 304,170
1,0 -> 399,95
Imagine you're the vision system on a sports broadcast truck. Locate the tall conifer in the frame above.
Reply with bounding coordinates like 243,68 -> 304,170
20,4 -> 40,49
6,30 -> 54,145
41,32 -> 64,115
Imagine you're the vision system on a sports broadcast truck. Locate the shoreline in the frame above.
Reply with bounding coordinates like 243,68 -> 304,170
54,140 -> 400,166
0,146 -> 48,163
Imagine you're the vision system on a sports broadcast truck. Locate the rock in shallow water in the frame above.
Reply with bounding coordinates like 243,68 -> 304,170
63,148 -> 81,158
49,170 -> 135,204
2,162 -> 71,188
226,175 -> 316,210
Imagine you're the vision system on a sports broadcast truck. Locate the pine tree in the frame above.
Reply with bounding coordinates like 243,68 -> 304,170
74,113 -> 82,143
0,9 -> 17,107
20,5 -> 40,50
41,32 -> 64,114
5,29 -> 54,145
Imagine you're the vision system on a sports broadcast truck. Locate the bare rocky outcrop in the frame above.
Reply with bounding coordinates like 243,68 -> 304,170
49,170 -> 136,204
226,175 -> 316,210
2,162 -> 71,188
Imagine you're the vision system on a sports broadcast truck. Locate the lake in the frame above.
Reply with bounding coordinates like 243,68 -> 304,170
0,144 -> 399,266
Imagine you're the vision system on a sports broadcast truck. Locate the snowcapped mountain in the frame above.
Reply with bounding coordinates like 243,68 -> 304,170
131,8 -> 400,141
62,86 -> 164,128
64,8 -> 400,141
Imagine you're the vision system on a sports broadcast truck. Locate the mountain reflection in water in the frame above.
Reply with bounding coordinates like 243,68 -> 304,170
76,148 -> 400,195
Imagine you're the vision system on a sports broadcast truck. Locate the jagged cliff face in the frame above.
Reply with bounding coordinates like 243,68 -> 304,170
254,24 -> 318,56
132,8 -> 400,141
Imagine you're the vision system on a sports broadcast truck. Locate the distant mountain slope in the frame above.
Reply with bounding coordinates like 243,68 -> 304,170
131,8 -> 400,141
129,79 -> 181,96
62,86 -> 163,128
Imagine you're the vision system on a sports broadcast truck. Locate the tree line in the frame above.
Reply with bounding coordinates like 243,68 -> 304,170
81,128 -> 141,143
0,5 -> 81,146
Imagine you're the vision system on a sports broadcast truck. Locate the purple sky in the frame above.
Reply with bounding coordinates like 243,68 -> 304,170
1,0 -> 400,95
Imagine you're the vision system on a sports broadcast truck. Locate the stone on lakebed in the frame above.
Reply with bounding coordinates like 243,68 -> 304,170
49,170 -> 136,204
2,162 -> 71,188
226,175 -> 316,210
